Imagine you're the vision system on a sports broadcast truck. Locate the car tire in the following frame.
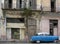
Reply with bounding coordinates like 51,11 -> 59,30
54,40 -> 57,43
36,41 -> 40,43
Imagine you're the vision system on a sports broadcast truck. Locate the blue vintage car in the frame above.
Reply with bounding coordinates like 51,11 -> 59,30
30,32 -> 59,43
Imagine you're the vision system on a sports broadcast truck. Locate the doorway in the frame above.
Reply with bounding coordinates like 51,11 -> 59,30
11,28 -> 20,39
49,20 -> 58,35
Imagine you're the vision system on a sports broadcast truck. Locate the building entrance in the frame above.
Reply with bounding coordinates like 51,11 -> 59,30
49,20 -> 58,35
11,28 -> 20,39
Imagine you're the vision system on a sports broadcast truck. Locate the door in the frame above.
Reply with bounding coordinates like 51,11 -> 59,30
11,28 -> 20,39
49,20 -> 58,35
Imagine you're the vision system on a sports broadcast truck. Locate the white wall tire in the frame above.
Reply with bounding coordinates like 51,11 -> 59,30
36,41 -> 40,43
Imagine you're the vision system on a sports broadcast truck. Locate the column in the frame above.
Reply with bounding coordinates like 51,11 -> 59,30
6,28 -> 11,40
1,18 -> 6,40
36,19 -> 40,33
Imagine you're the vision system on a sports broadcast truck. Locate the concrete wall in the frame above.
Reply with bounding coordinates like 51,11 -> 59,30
6,28 -> 11,40
40,15 -> 60,36
42,0 -> 51,11
0,0 -> 5,40
7,23 -> 25,28
40,16 -> 49,33
36,0 -> 51,11
58,20 -> 60,36
56,0 -> 60,12
0,20 -> 6,40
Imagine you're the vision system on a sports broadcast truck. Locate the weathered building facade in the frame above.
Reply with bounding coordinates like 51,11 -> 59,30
1,0 -> 60,42
1,0 -> 37,41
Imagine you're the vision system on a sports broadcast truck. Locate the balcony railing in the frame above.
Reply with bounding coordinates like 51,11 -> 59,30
1,3 -> 37,10
1,3 -> 12,9
8,4 -> 12,9
1,3 -> 51,11
1,3 -> 60,12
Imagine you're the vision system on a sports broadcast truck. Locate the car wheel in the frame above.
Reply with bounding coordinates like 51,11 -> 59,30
36,41 -> 40,43
54,40 -> 57,43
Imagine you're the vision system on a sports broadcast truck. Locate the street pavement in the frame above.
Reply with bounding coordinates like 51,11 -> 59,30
0,40 -> 60,44
0,42 -> 60,44
0,43 -> 60,44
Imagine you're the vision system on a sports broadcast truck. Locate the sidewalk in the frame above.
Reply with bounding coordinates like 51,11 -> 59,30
0,40 -> 29,43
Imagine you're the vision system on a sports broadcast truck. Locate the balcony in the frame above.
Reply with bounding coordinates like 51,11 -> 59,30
1,3 -> 37,10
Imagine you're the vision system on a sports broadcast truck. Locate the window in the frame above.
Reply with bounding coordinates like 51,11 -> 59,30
51,0 -> 56,12
29,1 -> 32,7
9,0 -> 12,8
20,0 -> 22,8
7,18 -> 24,23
